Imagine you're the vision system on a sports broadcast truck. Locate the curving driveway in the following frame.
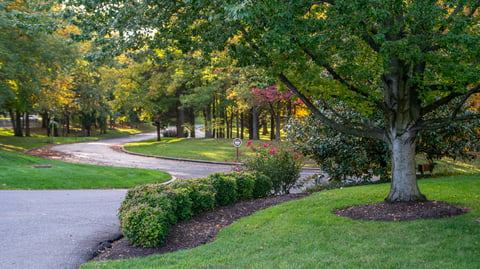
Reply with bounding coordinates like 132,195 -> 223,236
0,132 -> 233,269
50,131 -> 234,179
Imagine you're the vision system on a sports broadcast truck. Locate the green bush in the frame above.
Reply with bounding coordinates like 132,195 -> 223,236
118,183 -> 168,218
241,142 -> 303,194
119,185 -> 176,224
119,204 -> 170,248
252,173 -> 273,198
171,178 -> 216,214
229,172 -> 256,200
164,187 -> 193,221
118,172 -> 273,248
208,172 -> 238,206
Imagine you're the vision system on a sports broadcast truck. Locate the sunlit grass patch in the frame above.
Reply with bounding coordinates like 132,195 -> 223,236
0,149 -> 171,189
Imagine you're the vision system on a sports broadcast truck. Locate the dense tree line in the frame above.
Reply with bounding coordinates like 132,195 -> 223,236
1,1 -> 296,139
64,0 -> 480,202
2,0 -> 479,203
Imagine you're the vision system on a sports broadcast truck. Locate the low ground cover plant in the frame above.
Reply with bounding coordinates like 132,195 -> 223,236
118,171 -> 275,247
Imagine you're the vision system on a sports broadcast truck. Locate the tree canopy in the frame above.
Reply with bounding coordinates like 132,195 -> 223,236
64,1 -> 480,202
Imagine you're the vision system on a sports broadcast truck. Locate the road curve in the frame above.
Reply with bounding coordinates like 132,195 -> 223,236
1,132 -> 319,269
50,131 -> 234,179
0,132 -> 234,269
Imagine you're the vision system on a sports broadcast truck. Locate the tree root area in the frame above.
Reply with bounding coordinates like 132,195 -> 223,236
333,200 -> 469,221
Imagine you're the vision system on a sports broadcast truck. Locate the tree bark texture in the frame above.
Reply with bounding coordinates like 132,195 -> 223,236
383,58 -> 426,203
386,131 -> 426,202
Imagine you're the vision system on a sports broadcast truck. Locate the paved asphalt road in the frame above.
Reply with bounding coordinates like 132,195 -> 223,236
0,189 -> 126,269
0,132 -> 233,269
51,132 -> 234,179
1,132 -> 319,269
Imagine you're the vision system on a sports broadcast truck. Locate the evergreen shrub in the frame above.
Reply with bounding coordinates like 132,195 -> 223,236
171,178 -> 216,214
252,173 -> 274,198
208,172 -> 238,206
119,172 -> 276,248
229,172 -> 256,200
120,204 -> 170,247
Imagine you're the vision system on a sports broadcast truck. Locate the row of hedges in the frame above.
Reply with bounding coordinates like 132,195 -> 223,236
118,172 -> 273,247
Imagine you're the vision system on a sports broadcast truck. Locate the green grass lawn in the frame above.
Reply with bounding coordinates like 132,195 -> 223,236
0,149 -> 171,189
81,174 -> 479,269
416,154 -> 480,176
124,138 -> 250,163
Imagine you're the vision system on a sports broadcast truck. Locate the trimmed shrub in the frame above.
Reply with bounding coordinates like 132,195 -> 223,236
208,172 -> 238,206
118,183 -> 168,218
124,183 -> 168,199
118,172 -> 275,248
230,172 -> 255,200
120,204 -> 170,248
252,173 -> 273,198
119,185 -> 176,224
163,187 -> 193,221
171,178 -> 216,214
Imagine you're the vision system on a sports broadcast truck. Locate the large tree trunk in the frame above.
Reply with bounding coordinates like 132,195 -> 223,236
383,57 -> 427,203
240,112 -> 244,139
385,130 -> 426,203
156,124 -> 162,141
269,112 -> 275,140
11,110 -> 23,137
275,110 -> 281,141
189,109 -> 196,138
176,106 -> 185,138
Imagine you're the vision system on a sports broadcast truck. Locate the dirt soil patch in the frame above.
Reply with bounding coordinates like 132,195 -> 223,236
334,200 -> 469,221
27,145 -> 75,161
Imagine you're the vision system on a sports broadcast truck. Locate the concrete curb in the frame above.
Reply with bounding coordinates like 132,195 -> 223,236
119,146 -> 238,166
119,145 -> 322,172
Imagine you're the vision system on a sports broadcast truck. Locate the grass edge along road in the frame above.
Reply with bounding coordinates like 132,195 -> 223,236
82,174 -> 479,269
0,149 -> 170,190
124,137 -> 249,163
0,127 -> 171,189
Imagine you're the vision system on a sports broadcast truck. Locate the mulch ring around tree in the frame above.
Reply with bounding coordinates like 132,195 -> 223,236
333,200 -> 470,222
92,194 -> 470,262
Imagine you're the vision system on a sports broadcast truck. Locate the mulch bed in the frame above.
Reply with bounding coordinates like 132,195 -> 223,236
93,193 -> 310,260
93,194 -> 469,261
27,145 -> 75,161
334,200 -> 469,221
